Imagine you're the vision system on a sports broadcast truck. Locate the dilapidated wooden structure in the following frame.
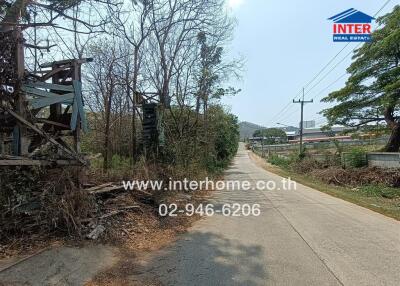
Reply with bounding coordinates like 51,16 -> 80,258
0,29 -> 90,166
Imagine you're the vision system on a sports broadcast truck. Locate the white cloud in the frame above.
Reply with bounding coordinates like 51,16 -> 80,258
227,0 -> 245,10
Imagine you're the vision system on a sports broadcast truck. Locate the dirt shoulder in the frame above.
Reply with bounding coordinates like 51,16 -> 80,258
249,151 -> 400,221
0,187 -> 211,286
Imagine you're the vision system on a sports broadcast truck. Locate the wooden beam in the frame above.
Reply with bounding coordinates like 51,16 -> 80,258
72,80 -> 88,132
29,93 -> 74,109
24,82 -> 74,92
5,108 -> 87,165
36,119 -> 70,129
40,64 -> 72,81
0,159 -> 42,166
40,58 -> 93,68
0,159 -> 84,166
22,86 -> 73,98
0,133 -> 4,155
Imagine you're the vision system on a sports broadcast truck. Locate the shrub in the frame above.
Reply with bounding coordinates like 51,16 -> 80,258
268,154 -> 291,168
358,185 -> 400,199
346,148 -> 367,168
291,158 -> 324,174
111,154 -> 132,170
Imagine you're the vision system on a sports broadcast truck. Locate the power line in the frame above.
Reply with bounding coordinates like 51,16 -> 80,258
274,0 -> 393,126
307,0 -> 393,101
311,73 -> 347,101
267,44 -> 352,125
268,0 -> 393,126
303,0 -> 393,99
304,46 -> 359,97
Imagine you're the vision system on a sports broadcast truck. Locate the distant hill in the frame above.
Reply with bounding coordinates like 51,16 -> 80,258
239,121 -> 300,140
239,121 -> 266,140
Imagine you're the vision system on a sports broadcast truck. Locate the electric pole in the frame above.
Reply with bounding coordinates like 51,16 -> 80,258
293,88 -> 313,155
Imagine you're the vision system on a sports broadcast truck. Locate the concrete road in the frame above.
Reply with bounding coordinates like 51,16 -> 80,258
145,143 -> 400,286
0,245 -> 117,285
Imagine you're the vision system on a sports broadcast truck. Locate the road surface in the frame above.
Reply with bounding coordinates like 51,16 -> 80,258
144,143 -> 400,285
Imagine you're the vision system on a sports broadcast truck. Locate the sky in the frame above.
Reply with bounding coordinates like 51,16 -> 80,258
223,0 -> 399,128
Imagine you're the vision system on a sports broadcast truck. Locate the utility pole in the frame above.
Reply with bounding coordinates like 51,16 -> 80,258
261,136 -> 264,157
293,88 -> 313,155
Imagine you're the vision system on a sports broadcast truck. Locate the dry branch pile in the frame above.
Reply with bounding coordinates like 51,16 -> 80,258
1,168 -> 94,238
292,164 -> 400,187
0,167 -> 156,257
310,167 -> 400,187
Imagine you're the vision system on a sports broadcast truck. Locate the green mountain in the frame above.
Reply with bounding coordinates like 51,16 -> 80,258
239,121 -> 266,140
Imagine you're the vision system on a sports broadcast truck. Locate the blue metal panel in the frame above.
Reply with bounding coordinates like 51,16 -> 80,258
70,102 -> 79,131
72,80 -> 88,132
29,93 -> 75,109
24,82 -> 74,92
22,86 -> 59,98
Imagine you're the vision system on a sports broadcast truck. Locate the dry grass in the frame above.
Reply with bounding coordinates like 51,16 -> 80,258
0,167 -> 96,258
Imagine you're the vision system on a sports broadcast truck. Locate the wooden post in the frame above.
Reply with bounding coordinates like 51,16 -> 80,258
15,28 -> 29,156
50,63 -> 62,123
72,60 -> 82,153
0,132 -> 4,155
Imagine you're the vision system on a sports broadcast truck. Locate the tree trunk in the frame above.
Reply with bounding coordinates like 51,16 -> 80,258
131,48 -> 140,161
383,106 -> 400,152
384,123 -> 400,152
103,90 -> 113,170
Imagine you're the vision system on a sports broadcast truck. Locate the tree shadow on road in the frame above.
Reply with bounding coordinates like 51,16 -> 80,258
139,231 -> 267,286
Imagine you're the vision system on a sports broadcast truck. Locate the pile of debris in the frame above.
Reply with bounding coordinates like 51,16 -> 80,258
0,168 -> 156,257
83,182 -> 153,240
310,166 -> 400,187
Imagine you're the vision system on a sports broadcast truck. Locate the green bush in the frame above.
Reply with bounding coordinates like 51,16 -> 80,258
111,154 -> 132,170
268,154 -> 291,168
358,185 -> 400,199
347,148 -> 367,168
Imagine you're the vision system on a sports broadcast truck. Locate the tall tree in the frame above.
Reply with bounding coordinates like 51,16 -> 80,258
322,6 -> 400,151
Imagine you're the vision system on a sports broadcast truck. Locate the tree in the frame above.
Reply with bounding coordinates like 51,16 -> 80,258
86,39 -> 128,170
322,6 -> 400,151
0,1 -> 113,30
103,1 -> 153,162
253,128 -> 287,144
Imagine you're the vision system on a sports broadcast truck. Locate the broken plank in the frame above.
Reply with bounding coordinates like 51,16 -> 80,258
6,108 -> 87,165
89,185 -> 124,195
22,86 -> 70,98
24,82 -> 74,92
36,119 -> 70,129
29,93 -> 74,109
0,159 -> 42,166
85,182 -> 113,192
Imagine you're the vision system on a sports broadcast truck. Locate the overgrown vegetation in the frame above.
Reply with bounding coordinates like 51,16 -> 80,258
346,148 -> 367,168
267,148 -> 400,189
0,168 -> 95,239
0,0 -> 241,250
251,150 -> 400,220
261,145 -> 400,220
